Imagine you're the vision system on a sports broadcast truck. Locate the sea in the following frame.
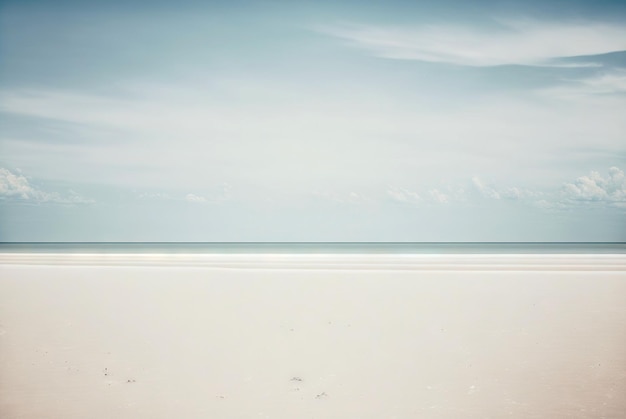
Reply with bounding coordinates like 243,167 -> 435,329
1,242 -> 625,254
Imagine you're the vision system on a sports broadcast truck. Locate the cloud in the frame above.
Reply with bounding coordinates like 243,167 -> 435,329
533,199 -> 557,211
471,176 -> 501,199
445,169 -> 626,210
470,177 -> 540,201
319,19 -> 626,67
312,190 -> 368,205
573,72 -> 626,94
138,192 -> 172,200
388,182 -> 521,205
214,182 -> 232,203
1,79 -> 623,200
561,167 -> 626,205
387,186 -> 421,204
387,186 -> 468,205
2,82 -> 623,178
188,183 -> 232,204
138,184 -> 230,204
529,167 -> 626,211
0,167 -> 93,204
428,189 -> 449,204
501,187 -> 540,200
0,168 -> 35,199
185,193 -> 207,203
464,172 -> 626,212
539,70 -> 626,99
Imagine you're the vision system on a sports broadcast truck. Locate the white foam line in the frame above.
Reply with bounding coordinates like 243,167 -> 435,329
1,253 -> 625,271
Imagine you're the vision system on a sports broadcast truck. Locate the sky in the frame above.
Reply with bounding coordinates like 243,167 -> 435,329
1,0 -> 625,242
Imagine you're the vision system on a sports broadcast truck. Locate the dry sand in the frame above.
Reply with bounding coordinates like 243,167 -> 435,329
1,254 -> 625,418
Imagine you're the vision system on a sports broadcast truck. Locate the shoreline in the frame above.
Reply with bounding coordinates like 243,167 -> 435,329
2,252 -> 625,271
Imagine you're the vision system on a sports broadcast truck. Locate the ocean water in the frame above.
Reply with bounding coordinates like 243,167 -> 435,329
0,242 -> 625,254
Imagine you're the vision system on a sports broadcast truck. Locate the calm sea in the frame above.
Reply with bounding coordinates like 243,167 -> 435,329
0,243 -> 625,254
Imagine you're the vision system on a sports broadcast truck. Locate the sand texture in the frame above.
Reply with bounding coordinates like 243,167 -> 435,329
1,254 -> 625,418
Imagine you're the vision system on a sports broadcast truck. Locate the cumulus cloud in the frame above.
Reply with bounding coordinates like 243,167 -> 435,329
533,199 -> 557,210
0,168 -> 36,199
312,190 -> 368,205
387,186 -> 421,204
470,174 -> 620,212
471,176 -> 501,199
0,168 -> 93,204
138,192 -> 172,200
319,19 -> 626,67
139,184 -> 230,204
185,193 -> 207,203
471,176 -> 544,201
501,187 -> 539,200
215,182 -> 232,203
388,184 -> 472,205
561,167 -> 626,204
531,167 -> 626,211
428,189 -> 449,204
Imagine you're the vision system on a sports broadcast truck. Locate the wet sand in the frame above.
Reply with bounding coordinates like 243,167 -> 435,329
1,254 -> 625,418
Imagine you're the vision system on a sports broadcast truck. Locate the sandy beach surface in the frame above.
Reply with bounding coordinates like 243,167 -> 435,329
1,254 -> 625,418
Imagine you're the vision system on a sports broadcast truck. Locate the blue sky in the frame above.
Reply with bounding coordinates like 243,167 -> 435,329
1,0 -> 625,241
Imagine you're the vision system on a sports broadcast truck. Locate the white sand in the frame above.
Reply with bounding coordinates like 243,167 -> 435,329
1,254 -> 625,418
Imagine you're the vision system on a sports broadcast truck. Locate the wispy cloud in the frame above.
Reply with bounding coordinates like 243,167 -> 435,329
319,19 -> 626,67
0,168 -> 93,204
539,70 -> 626,99
1,78 -> 624,198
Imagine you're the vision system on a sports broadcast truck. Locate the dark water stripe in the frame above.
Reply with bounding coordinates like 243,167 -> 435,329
1,242 -> 625,254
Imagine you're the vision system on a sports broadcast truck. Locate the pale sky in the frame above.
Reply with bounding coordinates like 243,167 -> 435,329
1,0 -> 625,241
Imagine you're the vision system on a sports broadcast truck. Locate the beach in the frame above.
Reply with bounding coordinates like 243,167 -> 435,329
1,254 -> 625,418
